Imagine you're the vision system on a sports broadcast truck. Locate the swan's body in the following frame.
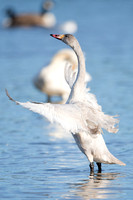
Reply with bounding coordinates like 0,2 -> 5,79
6,34 -> 125,175
3,1 -> 56,28
34,48 -> 91,102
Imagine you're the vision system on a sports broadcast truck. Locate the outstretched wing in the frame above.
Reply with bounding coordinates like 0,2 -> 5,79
64,63 -> 91,89
6,89 -> 87,133
84,91 -> 119,134
64,63 -> 77,89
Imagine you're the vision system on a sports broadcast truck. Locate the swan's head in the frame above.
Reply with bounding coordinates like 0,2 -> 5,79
50,34 -> 77,49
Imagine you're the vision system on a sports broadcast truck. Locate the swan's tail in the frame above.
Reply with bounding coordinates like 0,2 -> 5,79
110,154 -> 126,166
93,134 -> 126,166
104,151 -> 126,166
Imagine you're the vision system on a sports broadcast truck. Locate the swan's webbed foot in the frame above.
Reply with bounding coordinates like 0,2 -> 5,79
97,162 -> 102,173
89,162 -> 94,176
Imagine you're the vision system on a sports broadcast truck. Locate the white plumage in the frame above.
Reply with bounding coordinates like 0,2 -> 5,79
6,34 -> 125,175
59,20 -> 78,34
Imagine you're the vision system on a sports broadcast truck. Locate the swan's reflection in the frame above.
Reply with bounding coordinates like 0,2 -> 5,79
72,172 -> 121,200
46,124 -> 72,141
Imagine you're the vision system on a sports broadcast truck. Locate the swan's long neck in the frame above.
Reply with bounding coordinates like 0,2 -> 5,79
70,41 -> 86,101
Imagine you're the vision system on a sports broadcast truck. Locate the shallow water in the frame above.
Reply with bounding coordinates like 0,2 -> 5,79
0,0 -> 133,199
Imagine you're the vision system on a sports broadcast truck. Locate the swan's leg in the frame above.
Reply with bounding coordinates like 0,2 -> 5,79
47,95 -> 51,103
89,162 -> 94,176
96,162 -> 102,173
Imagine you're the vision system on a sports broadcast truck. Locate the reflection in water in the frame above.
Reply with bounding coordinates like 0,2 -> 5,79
45,124 -> 72,141
72,173 -> 121,200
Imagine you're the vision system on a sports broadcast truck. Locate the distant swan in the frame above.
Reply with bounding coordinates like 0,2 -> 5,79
59,21 -> 78,34
6,34 -> 125,175
34,48 -> 91,103
3,0 -> 56,28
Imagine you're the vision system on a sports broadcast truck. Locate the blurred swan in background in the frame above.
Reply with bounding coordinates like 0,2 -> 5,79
59,20 -> 78,34
6,34 -> 125,175
34,48 -> 92,103
3,0 -> 56,28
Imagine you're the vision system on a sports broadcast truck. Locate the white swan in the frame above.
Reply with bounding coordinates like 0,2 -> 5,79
34,48 -> 91,103
59,20 -> 78,34
6,34 -> 125,175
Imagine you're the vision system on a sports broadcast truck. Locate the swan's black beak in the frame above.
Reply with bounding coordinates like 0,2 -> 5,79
50,34 -> 64,40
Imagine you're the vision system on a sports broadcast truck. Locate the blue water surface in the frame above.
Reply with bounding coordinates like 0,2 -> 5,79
0,0 -> 133,199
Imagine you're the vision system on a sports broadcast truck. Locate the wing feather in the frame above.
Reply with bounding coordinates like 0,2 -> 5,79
6,89 -> 119,135
64,63 -> 77,89
6,89 -> 87,133
82,90 -> 119,134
